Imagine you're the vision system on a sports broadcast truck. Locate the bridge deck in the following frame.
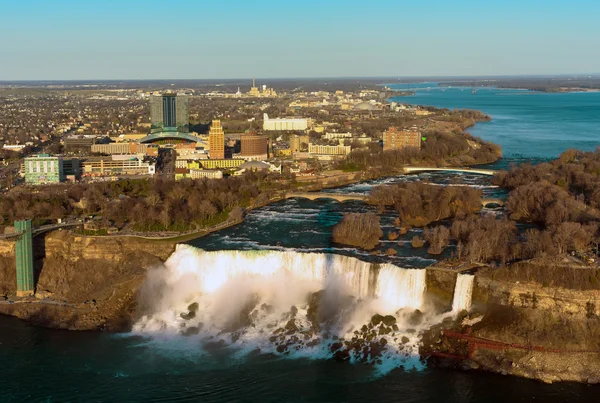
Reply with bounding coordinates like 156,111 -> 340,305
0,222 -> 83,239
403,166 -> 497,176
285,192 -> 503,206
285,192 -> 368,202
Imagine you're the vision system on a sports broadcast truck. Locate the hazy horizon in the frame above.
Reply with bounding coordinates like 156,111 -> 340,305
2,74 -> 600,84
1,0 -> 600,80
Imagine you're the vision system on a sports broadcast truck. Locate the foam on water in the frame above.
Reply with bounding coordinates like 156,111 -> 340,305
132,245 -> 453,374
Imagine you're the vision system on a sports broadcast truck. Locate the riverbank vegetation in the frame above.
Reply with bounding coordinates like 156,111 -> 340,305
340,132 -> 500,176
402,149 -> 600,269
342,148 -> 600,272
441,77 -> 600,92
0,171 -> 289,233
338,109 -> 500,176
495,148 -> 600,210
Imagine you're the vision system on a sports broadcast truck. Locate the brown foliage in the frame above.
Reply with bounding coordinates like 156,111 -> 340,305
343,126 -> 500,175
332,213 -> 382,250
385,248 -> 397,256
424,226 -> 450,255
495,148 -> 600,209
0,171 -> 286,232
505,181 -> 596,226
520,222 -> 598,259
370,183 -> 482,227
450,215 -> 518,264
411,235 -> 425,248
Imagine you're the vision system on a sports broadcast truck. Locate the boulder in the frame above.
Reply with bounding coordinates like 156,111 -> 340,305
180,311 -> 196,320
370,314 -> 384,326
379,326 -> 392,335
329,342 -> 343,353
408,310 -> 424,326
382,315 -> 396,327
285,319 -> 298,334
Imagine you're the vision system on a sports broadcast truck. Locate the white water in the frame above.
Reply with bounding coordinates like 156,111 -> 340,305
452,274 -> 475,313
377,264 -> 426,310
132,245 -> 451,373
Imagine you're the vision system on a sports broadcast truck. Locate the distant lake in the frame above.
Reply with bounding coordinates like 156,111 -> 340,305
389,83 -> 600,158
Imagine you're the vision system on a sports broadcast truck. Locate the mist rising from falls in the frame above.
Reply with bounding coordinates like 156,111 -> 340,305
133,245 -> 446,373
452,274 -> 475,313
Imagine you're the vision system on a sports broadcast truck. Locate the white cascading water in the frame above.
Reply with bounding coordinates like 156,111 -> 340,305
377,264 -> 426,310
132,244 -> 449,373
452,274 -> 475,313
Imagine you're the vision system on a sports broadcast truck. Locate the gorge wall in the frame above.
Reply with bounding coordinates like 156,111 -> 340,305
3,230 -> 600,383
0,231 -> 175,330
424,266 -> 600,384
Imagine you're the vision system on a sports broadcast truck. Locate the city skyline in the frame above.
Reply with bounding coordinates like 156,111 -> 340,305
1,0 -> 600,80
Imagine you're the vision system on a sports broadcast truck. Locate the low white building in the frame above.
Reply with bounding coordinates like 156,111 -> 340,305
263,113 -> 308,131
234,160 -> 282,175
2,144 -> 27,152
308,144 -> 351,156
323,132 -> 353,140
190,169 -> 223,180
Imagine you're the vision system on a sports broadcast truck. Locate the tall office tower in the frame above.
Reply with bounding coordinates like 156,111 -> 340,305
208,120 -> 225,159
150,93 -> 189,133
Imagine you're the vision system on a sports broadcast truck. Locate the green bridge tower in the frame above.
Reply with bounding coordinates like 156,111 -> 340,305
15,220 -> 34,297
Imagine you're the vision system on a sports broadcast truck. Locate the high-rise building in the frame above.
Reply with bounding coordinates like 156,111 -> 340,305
150,93 -> 189,133
383,127 -> 422,151
208,120 -> 225,159
24,154 -> 64,184
241,132 -> 268,161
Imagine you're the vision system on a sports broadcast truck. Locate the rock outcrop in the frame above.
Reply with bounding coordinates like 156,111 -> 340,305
0,231 -> 175,331
423,267 -> 600,384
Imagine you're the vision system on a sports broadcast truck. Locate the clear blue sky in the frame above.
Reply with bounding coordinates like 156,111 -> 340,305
1,0 -> 599,80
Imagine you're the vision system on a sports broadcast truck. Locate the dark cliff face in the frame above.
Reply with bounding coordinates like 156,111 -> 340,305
0,253 -> 16,296
0,231 -> 176,331
36,231 -> 175,301
423,266 -> 600,384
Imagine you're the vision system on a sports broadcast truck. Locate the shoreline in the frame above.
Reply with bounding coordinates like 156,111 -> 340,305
85,157 -> 501,243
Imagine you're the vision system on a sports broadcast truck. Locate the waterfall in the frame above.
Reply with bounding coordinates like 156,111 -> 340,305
452,274 -> 474,313
376,264 -> 426,310
132,245 -> 433,374
149,244 -> 425,309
